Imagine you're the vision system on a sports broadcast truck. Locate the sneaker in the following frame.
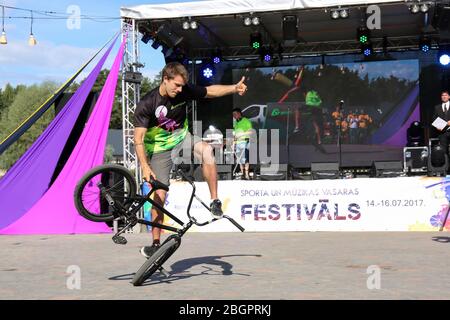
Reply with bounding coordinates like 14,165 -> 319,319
210,199 -> 223,218
293,127 -> 300,133
140,244 -> 160,258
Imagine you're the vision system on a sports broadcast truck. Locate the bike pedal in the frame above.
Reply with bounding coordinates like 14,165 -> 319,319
112,235 -> 128,245
158,267 -> 170,278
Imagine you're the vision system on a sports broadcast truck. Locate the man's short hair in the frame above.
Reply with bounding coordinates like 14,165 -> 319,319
232,108 -> 242,114
442,90 -> 449,95
162,62 -> 189,83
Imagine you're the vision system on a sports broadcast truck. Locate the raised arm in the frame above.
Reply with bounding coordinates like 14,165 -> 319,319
205,76 -> 247,98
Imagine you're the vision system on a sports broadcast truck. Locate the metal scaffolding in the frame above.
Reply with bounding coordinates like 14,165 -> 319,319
121,19 -> 143,232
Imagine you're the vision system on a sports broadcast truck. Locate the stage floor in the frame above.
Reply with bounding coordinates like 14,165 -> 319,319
1,231 -> 449,299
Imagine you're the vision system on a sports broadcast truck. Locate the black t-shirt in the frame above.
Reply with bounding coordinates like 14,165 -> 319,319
134,84 -> 207,154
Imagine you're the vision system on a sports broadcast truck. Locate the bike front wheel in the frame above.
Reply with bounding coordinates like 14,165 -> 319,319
74,164 -> 137,222
132,236 -> 181,286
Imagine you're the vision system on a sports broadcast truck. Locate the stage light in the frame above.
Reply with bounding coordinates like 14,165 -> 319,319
340,9 -> 349,19
330,8 -> 348,19
410,3 -> 420,13
361,43 -> 373,57
182,20 -> 190,30
212,48 -> 222,64
202,67 -> 214,79
419,36 -> 431,53
151,39 -> 161,50
156,24 -> 183,48
0,6 -> 6,45
181,18 -> 199,30
408,1 -> 431,13
260,46 -> 273,62
420,3 -> 429,13
438,46 -> 450,66
243,15 -> 261,26
330,10 -> 340,19
250,32 -> 262,49
357,27 -> 370,44
141,33 -> 152,44
190,20 -> 198,30
406,121 -> 425,147
439,53 -> 450,66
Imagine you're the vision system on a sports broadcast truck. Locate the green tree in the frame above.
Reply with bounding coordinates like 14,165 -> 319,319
0,82 -> 58,170
142,71 -> 162,96
0,88 -> 4,117
1,83 -> 16,117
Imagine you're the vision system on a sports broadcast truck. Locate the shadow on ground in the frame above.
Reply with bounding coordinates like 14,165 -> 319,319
109,254 -> 262,286
432,236 -> 450,243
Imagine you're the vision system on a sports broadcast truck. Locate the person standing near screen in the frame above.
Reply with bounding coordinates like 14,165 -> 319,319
434,90 -> 450,153
232,108 -> 253,180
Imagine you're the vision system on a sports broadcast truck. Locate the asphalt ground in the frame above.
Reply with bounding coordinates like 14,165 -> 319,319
1,231 -> 450,300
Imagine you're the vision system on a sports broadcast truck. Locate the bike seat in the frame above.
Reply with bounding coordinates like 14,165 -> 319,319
149,177 -> 169,192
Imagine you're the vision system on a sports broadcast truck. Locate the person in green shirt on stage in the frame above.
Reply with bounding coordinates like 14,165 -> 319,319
232,108 -> 254,180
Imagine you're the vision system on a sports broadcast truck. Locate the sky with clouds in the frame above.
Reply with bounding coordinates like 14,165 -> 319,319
0,0 -> 197,89
0,0 -> 420,90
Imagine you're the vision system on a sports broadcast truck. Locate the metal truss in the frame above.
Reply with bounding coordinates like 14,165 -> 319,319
191,36 -> 427,60
121,19 -> 144,232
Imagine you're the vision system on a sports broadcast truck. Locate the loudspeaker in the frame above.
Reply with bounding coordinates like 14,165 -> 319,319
371,161 -> 404,177
124,71 -> 143,84
311,162 -> 339,180
282,15 -> 298,45
259,163 -> 288,180
193,165 -> 232,181
428,143 -> 448,176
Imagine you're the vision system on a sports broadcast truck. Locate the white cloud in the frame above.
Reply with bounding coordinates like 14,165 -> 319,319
0,40 -> 97,69
0,40 -> 113,88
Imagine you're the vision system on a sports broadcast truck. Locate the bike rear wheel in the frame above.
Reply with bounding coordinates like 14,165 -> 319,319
132,236 -> 181,286
74,164 -> 137,222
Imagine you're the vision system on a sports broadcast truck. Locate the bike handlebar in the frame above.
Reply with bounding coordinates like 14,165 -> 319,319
223,215 -> 245,232
148,176 -> 169,192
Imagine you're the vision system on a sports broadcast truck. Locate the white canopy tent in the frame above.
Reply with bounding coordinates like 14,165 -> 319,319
120,0 -> 430,60
120,0 -> 403,20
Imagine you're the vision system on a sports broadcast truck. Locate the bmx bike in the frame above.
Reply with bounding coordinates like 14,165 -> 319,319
73,164 -> 244,286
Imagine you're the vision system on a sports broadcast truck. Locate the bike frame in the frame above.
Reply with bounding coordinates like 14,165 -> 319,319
110,169 -> 244,244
